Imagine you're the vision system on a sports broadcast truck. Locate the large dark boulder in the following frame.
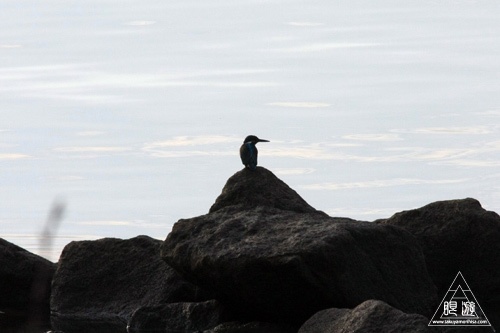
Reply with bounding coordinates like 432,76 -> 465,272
161,168 -> 437,324
127,300 -> 225,333
379,198 -> 500,329
0,238 -> 55,326
207,320 -> 297,333
51,235 -> 211,331
209,167 -> 321,214
299,300 -> 435,333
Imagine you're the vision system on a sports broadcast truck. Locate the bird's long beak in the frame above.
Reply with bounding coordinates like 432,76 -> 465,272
258,139 -> 270,143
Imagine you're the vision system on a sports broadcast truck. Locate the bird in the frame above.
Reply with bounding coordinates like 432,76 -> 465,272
240,135 -> 269,170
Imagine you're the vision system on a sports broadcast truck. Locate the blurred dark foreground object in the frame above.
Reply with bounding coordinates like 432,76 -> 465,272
0,199 -> 64,332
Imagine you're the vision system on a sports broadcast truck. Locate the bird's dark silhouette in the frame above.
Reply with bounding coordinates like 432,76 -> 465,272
240,135 -> 269,170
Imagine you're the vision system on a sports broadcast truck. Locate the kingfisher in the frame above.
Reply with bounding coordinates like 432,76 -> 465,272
240,135 -> 269,170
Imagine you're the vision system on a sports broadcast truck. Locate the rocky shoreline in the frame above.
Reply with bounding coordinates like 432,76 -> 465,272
1,167 -> 499,332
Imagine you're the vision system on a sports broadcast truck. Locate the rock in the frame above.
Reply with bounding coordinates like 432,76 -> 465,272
161,168 -> 437,324
0,238 -> 55,325
299,300 -> 435,333
206,320 -> 297,333
379,198 -> 500,329
209,167 -> 322,214
49,312 -> 128,333
51,235 -> 211,331
127,300 -> 225,333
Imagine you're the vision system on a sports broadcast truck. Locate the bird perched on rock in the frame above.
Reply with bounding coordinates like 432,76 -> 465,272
240,135 -> 269,170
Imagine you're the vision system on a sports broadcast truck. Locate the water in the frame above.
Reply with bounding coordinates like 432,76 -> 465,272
1,0 -> 500,263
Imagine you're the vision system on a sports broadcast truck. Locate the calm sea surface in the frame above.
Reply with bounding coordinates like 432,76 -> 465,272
1,0 -> 500,262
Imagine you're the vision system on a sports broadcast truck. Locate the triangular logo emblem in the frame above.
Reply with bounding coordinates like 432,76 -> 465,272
429,271 -> 491,327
